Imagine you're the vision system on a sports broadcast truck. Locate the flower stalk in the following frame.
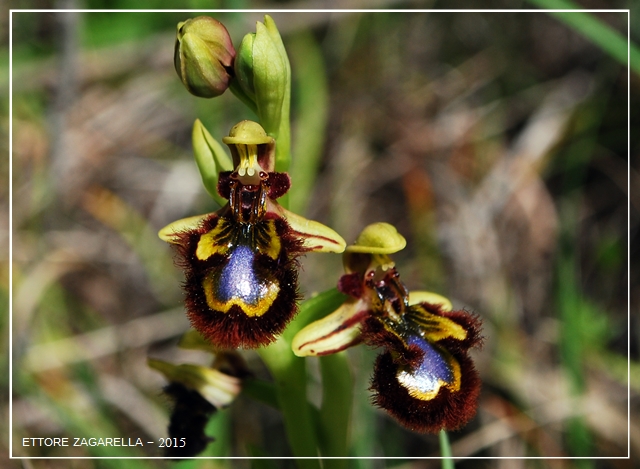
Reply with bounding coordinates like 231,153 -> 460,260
259,288 -> 351,463
439,429 -> 455,469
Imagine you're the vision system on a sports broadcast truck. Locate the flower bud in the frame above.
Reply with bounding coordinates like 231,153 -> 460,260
233,16 -> 290,140
174,16 -> 236,98
149,357 -> 243,457
233,33 -> 256,103
148,358 -> 241,409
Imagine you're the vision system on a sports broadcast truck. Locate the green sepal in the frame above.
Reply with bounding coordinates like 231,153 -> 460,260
192,119 -> 233,206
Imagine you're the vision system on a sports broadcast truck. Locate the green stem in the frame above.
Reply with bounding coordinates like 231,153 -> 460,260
255,289 -> 348,465
439,430 -> 454,469
257,340 -> 321,469
318,353 -> 352,466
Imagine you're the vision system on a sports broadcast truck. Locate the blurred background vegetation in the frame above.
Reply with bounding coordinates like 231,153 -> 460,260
4,1 -> 637,468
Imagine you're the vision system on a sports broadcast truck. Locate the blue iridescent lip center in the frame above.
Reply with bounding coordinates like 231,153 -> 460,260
200,225 -> 282,318
216,244 -> 269,304
396,335 -> 454,399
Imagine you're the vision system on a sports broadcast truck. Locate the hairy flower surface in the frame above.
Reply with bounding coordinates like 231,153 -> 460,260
292,223 -> 482,433
160,121 -> 345,349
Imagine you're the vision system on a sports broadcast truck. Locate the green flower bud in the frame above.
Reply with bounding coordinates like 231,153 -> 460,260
174,16 -> 236,98
233,16 -> 290,142
233,33 -> 256,103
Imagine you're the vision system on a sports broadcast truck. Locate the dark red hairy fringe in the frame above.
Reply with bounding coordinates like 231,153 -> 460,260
174,213 -> 304,349
370,349 -> 481,433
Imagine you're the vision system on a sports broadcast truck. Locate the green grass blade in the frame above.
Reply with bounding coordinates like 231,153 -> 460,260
528,0 -> 640,75
288,31 -> 330,215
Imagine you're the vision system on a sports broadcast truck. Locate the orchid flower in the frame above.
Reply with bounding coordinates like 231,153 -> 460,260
159,121 -> 345,349
293,223 -> 483,433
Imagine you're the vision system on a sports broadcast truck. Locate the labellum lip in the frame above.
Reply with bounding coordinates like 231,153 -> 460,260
368,303 -> 483,433
395,335 -> 461,401
149,354 -> 245,457
371,346 -> 481,433
159,190 -> 345,349
179,214 -> 302,349
202,243 -> 281,318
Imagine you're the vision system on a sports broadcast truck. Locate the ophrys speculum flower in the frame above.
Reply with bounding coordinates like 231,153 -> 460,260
292,223 -> 482,433
159,121 -> 345,349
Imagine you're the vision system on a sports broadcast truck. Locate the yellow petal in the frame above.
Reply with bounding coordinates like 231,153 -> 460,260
222,120 -> 274,145
158,213 -> 209,243
346,222 -> 406,254
275,205 -> 346,253
292,301 -> 363,356
147,359 -> 241,408
408,291 -> 453,312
